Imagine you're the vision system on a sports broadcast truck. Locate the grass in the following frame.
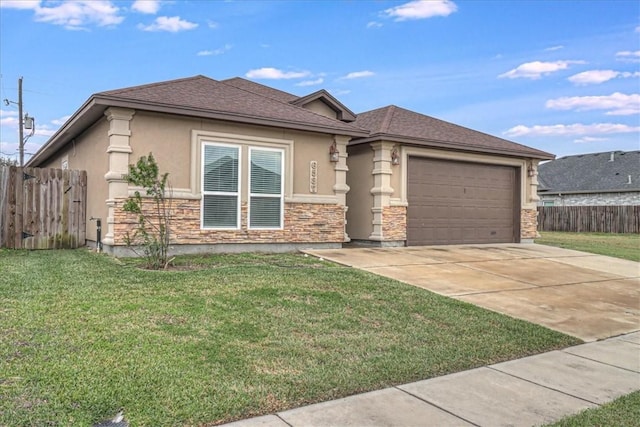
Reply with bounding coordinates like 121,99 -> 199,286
545,391 -> 640,427
0,249 -> 580,426
536,231 -> 640,262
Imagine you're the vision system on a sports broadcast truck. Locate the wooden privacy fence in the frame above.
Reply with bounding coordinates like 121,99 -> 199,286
537,205 -> 640,233
0,166 -> 87,249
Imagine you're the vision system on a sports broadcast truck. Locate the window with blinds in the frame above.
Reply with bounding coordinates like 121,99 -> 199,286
202,143 -> 240,228
249,148 -> 283,229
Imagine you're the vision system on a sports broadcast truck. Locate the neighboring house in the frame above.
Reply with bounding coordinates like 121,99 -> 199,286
538,151 -> 640,206
26,75 -> 552,254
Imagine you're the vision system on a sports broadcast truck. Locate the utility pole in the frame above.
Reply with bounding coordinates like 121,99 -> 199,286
18,76 -> 24,166
3,76 -> 34,166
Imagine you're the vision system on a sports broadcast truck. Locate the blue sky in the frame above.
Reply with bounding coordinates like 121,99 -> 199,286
1,0 -> 638,163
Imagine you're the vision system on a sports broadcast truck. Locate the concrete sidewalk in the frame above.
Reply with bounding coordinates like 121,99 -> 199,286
222,332 -> 640,427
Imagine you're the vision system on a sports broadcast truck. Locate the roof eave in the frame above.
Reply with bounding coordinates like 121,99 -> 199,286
27,95 -> 369,167
349,133 -> 555,160
539,188 -> 640,195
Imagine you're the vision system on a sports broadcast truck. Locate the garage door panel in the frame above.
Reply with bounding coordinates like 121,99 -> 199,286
407,157 -> 518,245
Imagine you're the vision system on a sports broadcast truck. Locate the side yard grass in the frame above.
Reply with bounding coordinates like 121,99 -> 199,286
536,231 -> 640,261
545,390 -> 640,427
1,249 -> 580,426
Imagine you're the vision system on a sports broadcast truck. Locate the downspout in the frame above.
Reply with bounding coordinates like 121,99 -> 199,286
90,217 -> 102,252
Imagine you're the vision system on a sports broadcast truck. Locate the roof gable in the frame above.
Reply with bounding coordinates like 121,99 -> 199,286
538,150 -> 640,193
290,90 -> 357,122
351,105 -> 553,159
96,76 -> 368,136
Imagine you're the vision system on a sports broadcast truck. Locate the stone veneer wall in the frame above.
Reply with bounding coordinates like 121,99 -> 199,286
539,192 -> 640,206
381,206 -> 407,241
520,208 -> 538,240
112,198 -> 345,246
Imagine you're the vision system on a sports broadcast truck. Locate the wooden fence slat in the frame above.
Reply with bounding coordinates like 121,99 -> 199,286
0,166 -> 87,249
538,205 -> 640,233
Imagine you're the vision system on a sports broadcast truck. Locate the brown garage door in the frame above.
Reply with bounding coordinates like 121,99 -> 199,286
407,157 -> 519,245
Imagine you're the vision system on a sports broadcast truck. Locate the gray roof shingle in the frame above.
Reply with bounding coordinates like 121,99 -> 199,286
538,150 -> 640,193
352,105 -> 553,159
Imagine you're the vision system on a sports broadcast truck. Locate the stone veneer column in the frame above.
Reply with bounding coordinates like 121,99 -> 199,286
102,108 -> 135,246
333,135 -> 351,242
369,141 -> 394,241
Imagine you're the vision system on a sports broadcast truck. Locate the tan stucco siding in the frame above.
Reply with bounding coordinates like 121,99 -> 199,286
302,99 -> 338,120
345,144 -> 374,240
129,111 -> 338,198
39,118 -> 110,242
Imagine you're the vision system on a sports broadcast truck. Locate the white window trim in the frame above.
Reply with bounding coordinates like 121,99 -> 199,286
248,147 -> 285,230
201,142 -> 241,230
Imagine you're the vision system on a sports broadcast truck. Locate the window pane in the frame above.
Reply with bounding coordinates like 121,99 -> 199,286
204,145 -> 238,192
203,195 -> 238,228
251,150 -> 281,194
250,196 -> 281,228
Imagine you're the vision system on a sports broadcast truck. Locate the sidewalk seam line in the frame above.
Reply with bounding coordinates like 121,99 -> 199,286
560,350 -> 640,374
393,385 -> 480,427
275,414 -> 293,427
486,366 -> 602,406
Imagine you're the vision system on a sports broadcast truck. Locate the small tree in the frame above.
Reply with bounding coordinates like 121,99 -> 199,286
122,153 -> 172,269
0,156 -> 17,167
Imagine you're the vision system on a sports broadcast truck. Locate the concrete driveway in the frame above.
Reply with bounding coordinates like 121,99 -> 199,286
304,244 -> 640,341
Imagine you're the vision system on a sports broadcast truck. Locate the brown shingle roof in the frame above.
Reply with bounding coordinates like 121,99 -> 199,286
352,105 -> 553,159
97,75 -> 364,135
221,77 -> 299,103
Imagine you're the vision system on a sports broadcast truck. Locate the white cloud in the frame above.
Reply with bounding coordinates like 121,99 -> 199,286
546,92 -> 640,116
207,20 -> 218,29
138,16 -> 197,32
51,115 -> 72,126
504,123 -> 640,138
0,1 -> 40,10
568,69 -> 640,85
367,21 -> 383,29
132,0 -> 160,14
197,44 -> 232,56
245,68 -> 310,79
544,45 -> 564,51
295,78 -> 324,87
341,70 -> 375,79
0,109 -> 19,127
615,50 -> 640,63
573,136 -> 609,143
383,0 -> 457,21
330,89 -> 351,96
33,1 -> 124,30
498,60 -> 585,79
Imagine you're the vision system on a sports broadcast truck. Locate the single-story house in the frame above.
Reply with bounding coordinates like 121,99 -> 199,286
26,75 -> 553,255
538,151 -> 640,206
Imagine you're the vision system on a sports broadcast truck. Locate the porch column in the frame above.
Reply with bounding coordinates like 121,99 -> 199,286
369,141 -> 394,240
103,107 -> 135,246
333,135 -> 351,242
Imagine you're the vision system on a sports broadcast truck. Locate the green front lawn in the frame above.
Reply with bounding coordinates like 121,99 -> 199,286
536,231 -> 640,262
1,250 -> 580,426
545,391 -> 640,427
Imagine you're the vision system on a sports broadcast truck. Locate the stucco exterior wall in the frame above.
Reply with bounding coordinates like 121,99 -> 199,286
129,111 -> 338,198
345,144 -> 374,240
302,99 -> 338,120
539,192 -> 640,206
39,118 -> 110,242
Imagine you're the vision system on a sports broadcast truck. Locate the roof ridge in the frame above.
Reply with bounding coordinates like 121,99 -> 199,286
220,77 -> 297,101
379,105 -> 396,134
